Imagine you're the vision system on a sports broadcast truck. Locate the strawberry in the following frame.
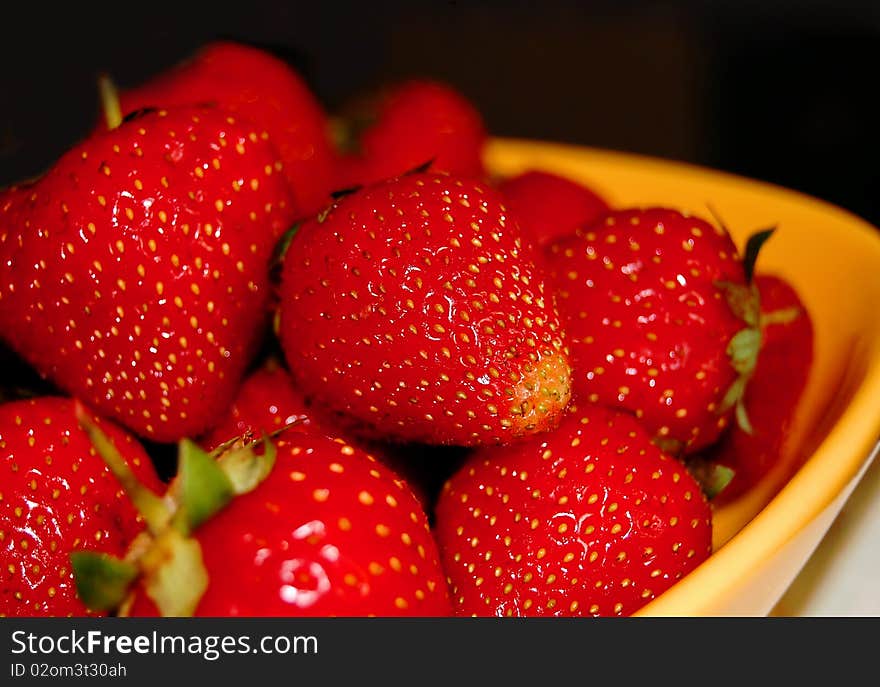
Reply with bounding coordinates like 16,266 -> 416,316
434,404 -> 712,617
498,170 -> 610,247
694,274 -> 813,503
109,41 -> 336,219
72,424 -> 452,617
546,208 -> 764,454
0,106 -> 296,442
0,397 -> 161,617
335,80 -> 487,189
277,172 -> 572,446
198,360 -> 316,451
196,360 -> 439,507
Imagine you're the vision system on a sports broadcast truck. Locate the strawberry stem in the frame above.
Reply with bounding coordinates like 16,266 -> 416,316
98,73 -> 123,130
75,403 -> 171,535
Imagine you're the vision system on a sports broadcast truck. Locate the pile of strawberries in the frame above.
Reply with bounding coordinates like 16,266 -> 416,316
0,42 -> 812,618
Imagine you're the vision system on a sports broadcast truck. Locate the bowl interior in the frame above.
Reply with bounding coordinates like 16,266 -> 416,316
485,139 -> 880,615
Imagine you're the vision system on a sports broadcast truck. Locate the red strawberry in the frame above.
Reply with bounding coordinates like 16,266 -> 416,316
335,80 -> 487,188
74,428 -> 451,617
435,404 -> 712,617
546,208 -> 761,454
0,397 -> 161,617
277,172 -> 572,446
0,106 -> 296,441
109,41 -> 336,219
696,274 -> 813,503
196,360 -> 437,507
199,361 -> 315,451
498,170 -> 610,247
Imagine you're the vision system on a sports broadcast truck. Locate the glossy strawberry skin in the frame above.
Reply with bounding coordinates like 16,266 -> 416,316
435,405 -> 712,617
129,431 -> 451,617
498,170 -> 610,247
0,397 -> 161,617
113,41 -> 336,219
336,80 -> 487,189
546,208 -> 747,453
278,172 -> 572,446
706,274 -> 813,503
0,107 -> 296,442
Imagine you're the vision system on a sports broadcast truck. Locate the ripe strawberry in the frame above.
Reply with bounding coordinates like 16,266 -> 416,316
0,106 -> 296,442
196,360 -> 438,507
546,208 -> 760,454
695,274 -> 813,503
74,427 -> 452,617
109,41 -> 336,219
0,397 -> 161,617
277,172 -> 572,446
198,361 -> 315,451
498,170 -> 610,247
435,404 -> 712,617
335,80 -> 487,188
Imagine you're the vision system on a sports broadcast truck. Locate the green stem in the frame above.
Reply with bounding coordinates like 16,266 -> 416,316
75,402 -> 171,535
98,73 -> 123,130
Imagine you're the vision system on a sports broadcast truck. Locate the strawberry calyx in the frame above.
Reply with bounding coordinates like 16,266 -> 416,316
71,413 -> 279,617
715,228 -> 776,436
686,458 -> 736,501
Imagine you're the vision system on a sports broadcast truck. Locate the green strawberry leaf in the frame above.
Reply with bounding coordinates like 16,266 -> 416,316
175,439 -> 236,534
141,528 -> 209,617
742,228 -> 776,284
716,281 -> 761,328
686,456 -> 737,501
727,327 -> 762,377
735,397 -> 755,436
70,552 -> 139,612
761,306 -> 801,327
217,436 -> 278,495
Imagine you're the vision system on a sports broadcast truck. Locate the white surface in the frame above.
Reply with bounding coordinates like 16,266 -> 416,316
773,445 -> 880,616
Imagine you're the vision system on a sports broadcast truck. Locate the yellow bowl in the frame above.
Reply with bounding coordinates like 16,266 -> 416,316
485,138 -> 880,616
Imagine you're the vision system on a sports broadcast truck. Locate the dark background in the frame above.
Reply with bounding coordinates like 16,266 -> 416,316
1,0 -> 878,226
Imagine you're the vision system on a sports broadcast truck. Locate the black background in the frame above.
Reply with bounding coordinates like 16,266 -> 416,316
0,0 -> 878,226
